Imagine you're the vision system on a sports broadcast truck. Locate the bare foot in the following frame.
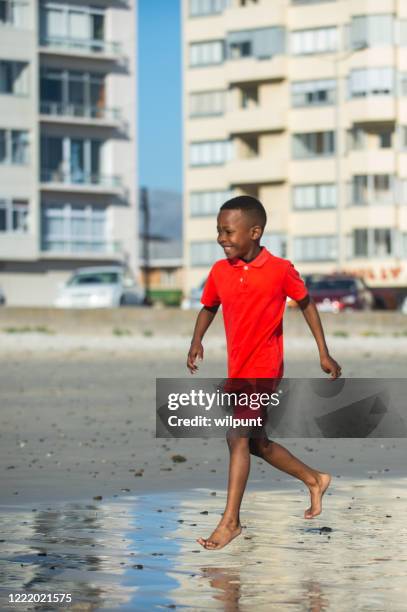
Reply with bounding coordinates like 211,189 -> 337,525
197,520 -> 242,550
304,473 -> 331,519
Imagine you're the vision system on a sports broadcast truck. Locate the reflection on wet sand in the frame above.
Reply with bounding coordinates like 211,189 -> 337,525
201,566 -> 242,612
0,479 -> 406,610
198,568 -> 329,612
0,501 -> 139,610
170,479 -> 407,611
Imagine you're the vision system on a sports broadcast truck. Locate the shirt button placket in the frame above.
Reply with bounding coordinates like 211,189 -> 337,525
241,265 -> 249,291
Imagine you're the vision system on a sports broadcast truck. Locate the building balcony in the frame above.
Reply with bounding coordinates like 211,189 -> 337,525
40,242 -> 123,261
346,150 -> 395,175
38,36 -> 122,62
0,232 -> 37,260
346,182 -> 396,208
39,101 -> 123,129
346,97 -> 396,124
225,107 -> 286,136
225,156 -> 286,186
225,56 -> 287,86
224,3 -> 285,32
40,169 -> 123,195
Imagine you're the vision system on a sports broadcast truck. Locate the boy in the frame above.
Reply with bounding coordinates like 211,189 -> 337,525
187,195 -> 342,550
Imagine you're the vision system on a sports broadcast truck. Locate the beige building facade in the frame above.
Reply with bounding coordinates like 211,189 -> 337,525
182,0 -> 407,297
0,0 -> 138,305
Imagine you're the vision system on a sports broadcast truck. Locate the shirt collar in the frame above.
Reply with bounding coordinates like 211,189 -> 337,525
229,247 -> 271,268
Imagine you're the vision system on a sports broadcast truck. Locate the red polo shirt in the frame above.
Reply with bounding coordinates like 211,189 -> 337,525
201,247 -> 308,378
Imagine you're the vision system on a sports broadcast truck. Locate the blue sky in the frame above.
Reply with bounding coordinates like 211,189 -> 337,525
138,0 -> 182,194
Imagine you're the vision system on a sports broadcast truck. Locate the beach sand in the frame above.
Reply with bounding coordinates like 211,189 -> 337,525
1,333 -> 407,610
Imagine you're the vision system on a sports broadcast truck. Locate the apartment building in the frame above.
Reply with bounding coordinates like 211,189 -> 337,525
0,0 -> 138,305
182,0 -> 407,298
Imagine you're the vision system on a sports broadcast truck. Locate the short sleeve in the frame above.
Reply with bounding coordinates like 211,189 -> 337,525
201,268 -> 221,307
283,262 -> 308,301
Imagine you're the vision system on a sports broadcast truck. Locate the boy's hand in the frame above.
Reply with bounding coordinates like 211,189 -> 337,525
187,341 -> 204,374
320,354 -> 342,379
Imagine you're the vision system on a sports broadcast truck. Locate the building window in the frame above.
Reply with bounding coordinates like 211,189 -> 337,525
400,73 -> 407,95
190,241 -> 223,266
226,27 -> 285,60
190,190 -> 232,216
294,235 -> 337,261
40,135 -> 110,185
352,228 -> 394,257
189,41 -> 224,66
0,198 -> 28,232
230,40 -> 251,58
399,126 -> 407,149
400,20 -> 407,46
40,68 -> 112,119
0,0 -> 27,27
378,130 -> 392,148
350,15 -> 394,49
350,175 -> 394,206
291,79 -> 336,106
347,127 -> 366,151
347,126 -> 393,150
0,61 -> 28,95
39,3 -> 114,54
189,140 -> 232,166
239,0 -> 259,6
189,90 -> 225,117
292,131 -> 335,159
0,129 -> 29,164
348,67 -> 394,97
293,184 -> 337,209
240,85 -> 258,108
189,0 -> 229,17
291,27 -> 337,55
262,233 -> 287,257
160,269 -> 177,288
41,202 -> 109,253
292,0 -> 336,3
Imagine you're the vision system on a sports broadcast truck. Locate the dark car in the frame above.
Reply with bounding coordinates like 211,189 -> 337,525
306,275 -> 374,312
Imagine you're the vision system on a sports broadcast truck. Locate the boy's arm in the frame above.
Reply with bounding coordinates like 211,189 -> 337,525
297,295 -> 342,379
187,305 -> 219,374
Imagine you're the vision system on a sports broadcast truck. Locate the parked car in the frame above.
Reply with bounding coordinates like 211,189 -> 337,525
55,266 -> 145,308
305,275 -> 374,312
181,279 -> 206,310
0,286 -> 5,306
401,295 -> 407,315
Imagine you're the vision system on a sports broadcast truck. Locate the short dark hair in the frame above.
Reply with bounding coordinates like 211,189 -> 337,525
220,195 -> 267,229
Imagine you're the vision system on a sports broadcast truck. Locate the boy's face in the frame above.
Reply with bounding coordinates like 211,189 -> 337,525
217,209 -> 262,260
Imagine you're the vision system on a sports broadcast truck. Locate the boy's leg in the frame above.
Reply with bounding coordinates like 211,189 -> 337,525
197,431 -> 250,550
250,436 -> 331,518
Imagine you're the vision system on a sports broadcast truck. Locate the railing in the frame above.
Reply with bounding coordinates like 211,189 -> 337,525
39,36 -> 121,56
42,240 -> 118,254
40,101 -> 121,122
40,169 -> 122,189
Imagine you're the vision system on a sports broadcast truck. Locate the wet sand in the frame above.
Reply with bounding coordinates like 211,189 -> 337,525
1,482 -> 407,611
1,334 -> 407,610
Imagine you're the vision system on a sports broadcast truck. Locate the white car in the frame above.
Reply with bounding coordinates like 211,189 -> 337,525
55,266 -> 145,308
